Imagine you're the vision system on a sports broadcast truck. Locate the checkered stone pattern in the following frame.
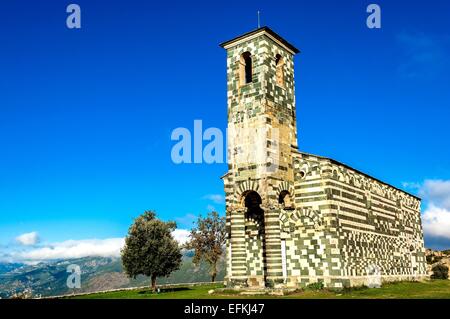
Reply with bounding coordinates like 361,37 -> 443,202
245,220 -> 266,280
220,28 -> 427,289
246,236 -> 264,276
340,231 -> 418,277
279,205 -> 344,288
221,28 -> 300,288
294,153 -> 428,288
224,30 -> 298,186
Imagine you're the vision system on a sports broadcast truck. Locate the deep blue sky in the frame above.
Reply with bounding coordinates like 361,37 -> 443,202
0,1 -> 449,249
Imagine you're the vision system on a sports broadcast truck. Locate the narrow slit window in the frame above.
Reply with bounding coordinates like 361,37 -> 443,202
275,54 -> 284,87
239,52 -> 253,85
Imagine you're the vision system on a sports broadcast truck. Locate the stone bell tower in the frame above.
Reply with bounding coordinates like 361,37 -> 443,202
220,27 -> 300,288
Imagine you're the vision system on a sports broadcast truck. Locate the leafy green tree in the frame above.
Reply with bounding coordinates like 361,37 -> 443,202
121,211 -> 182,291
186,211 -> 226,282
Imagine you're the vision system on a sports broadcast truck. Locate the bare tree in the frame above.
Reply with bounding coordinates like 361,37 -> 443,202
186,211 -> 226,282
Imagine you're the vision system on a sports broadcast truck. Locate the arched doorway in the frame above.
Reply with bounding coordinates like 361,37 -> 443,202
242,191 -> 267,287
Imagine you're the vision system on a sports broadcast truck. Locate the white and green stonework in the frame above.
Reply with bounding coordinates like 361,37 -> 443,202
220,27 -> 427,289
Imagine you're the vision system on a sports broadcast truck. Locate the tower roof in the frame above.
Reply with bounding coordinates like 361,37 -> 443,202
219,26 -> 300,54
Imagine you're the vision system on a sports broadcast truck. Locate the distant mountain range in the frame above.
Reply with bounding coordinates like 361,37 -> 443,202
0,251 -> 225,298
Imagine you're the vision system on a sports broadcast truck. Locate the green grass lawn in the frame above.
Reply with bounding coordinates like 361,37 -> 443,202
66,280 -> 450,299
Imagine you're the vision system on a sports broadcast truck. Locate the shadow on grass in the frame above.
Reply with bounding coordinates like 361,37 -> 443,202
137,287 -> 192,295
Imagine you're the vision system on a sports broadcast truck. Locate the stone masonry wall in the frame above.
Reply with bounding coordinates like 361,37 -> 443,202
284,152 -> 428,288
221,28 -> 427,290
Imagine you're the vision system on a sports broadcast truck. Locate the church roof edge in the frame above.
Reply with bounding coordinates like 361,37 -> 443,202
299,151 -> 421,200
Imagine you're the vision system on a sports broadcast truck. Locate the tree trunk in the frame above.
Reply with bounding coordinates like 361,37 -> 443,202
211,261 -> 217,282
151,274 -> 157,292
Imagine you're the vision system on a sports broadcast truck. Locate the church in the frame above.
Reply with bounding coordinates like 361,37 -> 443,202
220,27 -> 428,289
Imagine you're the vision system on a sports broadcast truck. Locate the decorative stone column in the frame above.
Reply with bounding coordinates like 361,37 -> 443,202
262,206 -> 284,287
229,207 -> 247,286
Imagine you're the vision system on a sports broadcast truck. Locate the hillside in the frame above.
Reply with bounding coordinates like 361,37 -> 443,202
0,251 -> 225,298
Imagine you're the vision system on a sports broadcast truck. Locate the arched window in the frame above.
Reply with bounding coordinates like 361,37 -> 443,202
239,52 -> 253,86
279,190 -> 294,210
275,54 -> 284,87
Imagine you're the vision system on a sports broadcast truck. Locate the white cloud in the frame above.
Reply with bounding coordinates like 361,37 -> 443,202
411,179 -> 450,241
15,232 -> 40,246
206,204 -> 216,212
422,204 -> 450,240
172,229 -> 190,245
396,32 -> 449,79
175,213 -> 197,228
419,179 -> 450,210
203,194 -> 225,204
402,181 -> 420,190
14,238 -> 125,263
3,229 -> 191,263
